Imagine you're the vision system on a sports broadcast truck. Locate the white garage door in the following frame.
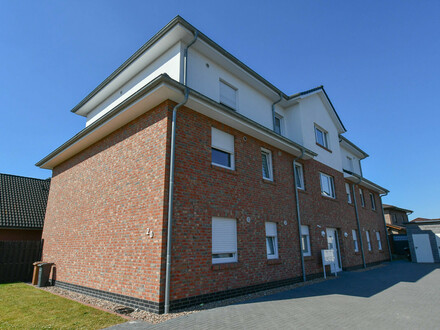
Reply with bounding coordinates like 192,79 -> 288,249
413,234 -> 434,263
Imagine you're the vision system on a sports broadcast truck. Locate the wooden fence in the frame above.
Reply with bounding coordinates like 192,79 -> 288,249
0,240 -> 43,283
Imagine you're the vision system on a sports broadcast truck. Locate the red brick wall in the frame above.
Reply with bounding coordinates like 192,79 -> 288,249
0,229 -> 42,241
42,101 -> 170,303
42,99 -> 389,305
168,105 -> 390,301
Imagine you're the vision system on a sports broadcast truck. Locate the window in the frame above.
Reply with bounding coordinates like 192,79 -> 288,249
370,193 -> 376,210
274,113 -> 284,135
265,222 -> 278,259
320,173 -> 335,198
315,126 -> 329,149
261,148 -> 273,181
211,127 -> 234,169
352,230 -> 359,252
376,231 -> 382,250
301,225 -> 311,256
345,183 -> 352,204
366,230 -> 372,251
346,156 -> 354,172
219,80 -> 237,109
359,189 -> 365,207
294,163 -> 305,190
212,217 -> 237,264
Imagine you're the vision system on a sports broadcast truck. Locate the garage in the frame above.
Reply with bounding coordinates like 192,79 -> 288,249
406,219 -> 440,263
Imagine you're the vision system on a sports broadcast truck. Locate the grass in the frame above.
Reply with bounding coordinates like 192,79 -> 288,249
0,283 -> 126,329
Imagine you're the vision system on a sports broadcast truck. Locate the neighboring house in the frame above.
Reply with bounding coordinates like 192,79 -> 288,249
0,173 -> 50,241
383,204 -> 413,234
406,219 -> 440,263
37,16 -> 390,313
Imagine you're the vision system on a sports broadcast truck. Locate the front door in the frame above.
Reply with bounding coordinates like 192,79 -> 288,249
413,234 -> 434,263
326,228 -> 342,272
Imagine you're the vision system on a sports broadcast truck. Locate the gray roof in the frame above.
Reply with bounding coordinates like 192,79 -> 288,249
0,173 -> 50,229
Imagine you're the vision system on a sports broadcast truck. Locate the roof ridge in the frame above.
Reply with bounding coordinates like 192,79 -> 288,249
0,173 -> 50,181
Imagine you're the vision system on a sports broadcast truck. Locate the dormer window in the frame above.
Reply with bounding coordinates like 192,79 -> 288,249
219,80 -> 237,110
315,125 -> 329,149
274,113 -> 284,135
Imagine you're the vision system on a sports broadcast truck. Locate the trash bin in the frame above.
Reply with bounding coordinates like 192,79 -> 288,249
32,262 -> 43,285
37,263 -> 54,287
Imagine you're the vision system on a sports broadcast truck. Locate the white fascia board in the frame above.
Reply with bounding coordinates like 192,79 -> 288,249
340,139 -> 368,159
74,25 -> 188,117
39,80 -> 313,169
185,96 -> 311,159
344,173 -> 388,194
39,83 -> 183,169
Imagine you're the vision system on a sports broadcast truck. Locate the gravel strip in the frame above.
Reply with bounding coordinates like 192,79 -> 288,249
37,277 -> 332,324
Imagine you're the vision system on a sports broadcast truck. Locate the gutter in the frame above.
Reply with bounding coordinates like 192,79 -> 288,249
164,29 -> 199,315
292,149 -> 306,282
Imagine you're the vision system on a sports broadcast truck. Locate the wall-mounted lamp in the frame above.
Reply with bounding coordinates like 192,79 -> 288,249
321,230 -> 326,237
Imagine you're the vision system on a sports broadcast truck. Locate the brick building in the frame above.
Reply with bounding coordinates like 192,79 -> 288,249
383,204 -> 413,234
37,17 -> 390,313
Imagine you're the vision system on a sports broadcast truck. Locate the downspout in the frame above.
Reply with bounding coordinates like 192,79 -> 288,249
164,30 -> 198,315
379,192 -> 393,262
293,149 -> 306,282
351,178 -> 366,268
272,94 -> 282,132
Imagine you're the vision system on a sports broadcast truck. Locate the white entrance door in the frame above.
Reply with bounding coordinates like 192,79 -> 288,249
326,228 -> 342,272
413,234 -> 434,263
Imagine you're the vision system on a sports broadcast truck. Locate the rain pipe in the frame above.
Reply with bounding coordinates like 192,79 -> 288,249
293,148 -> 306,282
379,191 -> 393,261
164,30 -> 199,314
351,176 -> 366,269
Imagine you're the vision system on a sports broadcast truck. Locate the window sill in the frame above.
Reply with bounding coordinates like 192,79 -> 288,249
211,262 -> 240,271
303,256 -> 314,261
262,178 -> 276,185
298,188 -> 307,194
316,143 -> 332,153
321,195 -> 339,203
211,164 -> 238,175
354,251 -> 361,255
267,259 -> 282,265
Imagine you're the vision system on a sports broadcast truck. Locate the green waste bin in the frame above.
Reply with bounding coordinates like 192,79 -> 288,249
37,263 -> 53,287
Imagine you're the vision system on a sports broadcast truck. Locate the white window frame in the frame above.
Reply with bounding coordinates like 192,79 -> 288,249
274,113 -> 284,135
370,193 -> 376,210
376,231 -> 382,250
261,148 -> 273,181
345,183 -> 352,204
346,156 -> 354,172
219,79 -> 238,110
301,225 -> 311,257
359,188 -> 365,207
352,229 -> 359,252
212,217 -> 237,264
315,125 -> 329,149
320,173 -> 335,199
265,222 -> 279,259
211,127 -> 235,170
294,163 -> 305,190
366,230 -> 372,251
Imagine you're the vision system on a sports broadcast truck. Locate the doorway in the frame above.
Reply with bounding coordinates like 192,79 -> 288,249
326,228 -> 342,272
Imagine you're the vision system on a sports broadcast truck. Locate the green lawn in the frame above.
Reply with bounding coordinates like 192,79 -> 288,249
0,283 -> 126,329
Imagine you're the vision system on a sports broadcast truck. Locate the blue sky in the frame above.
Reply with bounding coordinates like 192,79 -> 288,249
1,1 -> 439,220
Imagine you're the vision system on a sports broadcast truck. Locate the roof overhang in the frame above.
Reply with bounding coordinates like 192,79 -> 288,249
71,16 -> 289,117
339,135 -> 369,159
37,75 -> 315,170
383,205 -> 414,215
281,87 -> 346,134
343,169 -> 389,194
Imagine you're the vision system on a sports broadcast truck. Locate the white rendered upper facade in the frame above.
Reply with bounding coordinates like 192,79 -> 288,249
37,16 -> 386,194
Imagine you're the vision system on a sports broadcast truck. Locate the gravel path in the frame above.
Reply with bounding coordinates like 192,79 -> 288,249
38,266 -> 386,325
